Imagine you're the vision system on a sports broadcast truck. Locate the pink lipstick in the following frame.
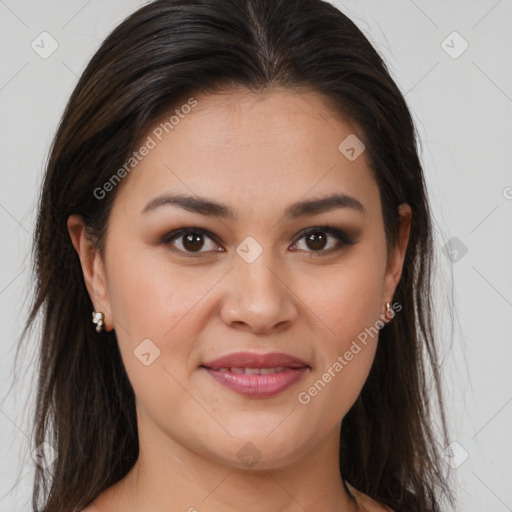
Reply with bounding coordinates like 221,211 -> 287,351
201,351 -> 310,398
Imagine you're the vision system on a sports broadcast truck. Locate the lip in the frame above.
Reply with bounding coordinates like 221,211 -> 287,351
202,351 -> 309,370
201,351 -> 310,398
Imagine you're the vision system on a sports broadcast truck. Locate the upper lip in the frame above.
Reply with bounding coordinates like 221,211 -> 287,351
202,351 -> 310,370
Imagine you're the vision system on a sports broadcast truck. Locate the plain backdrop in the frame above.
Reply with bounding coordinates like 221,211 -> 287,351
0,1 -> 511,511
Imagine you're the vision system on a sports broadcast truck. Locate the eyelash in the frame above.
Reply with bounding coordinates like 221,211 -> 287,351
161,225 -> 357,257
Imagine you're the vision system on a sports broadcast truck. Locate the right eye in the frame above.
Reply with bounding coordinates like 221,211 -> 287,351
161,227 -> 224,256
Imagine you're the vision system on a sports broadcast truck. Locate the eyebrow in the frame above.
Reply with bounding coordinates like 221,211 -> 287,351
141,192 -> 366,219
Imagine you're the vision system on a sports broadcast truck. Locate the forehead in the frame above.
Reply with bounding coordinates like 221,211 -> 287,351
114,87 -> 379,220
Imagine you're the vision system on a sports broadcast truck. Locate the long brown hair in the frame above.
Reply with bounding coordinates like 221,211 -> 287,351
17,0 -> 455,510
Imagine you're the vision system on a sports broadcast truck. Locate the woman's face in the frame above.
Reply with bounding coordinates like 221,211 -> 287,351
72,88 -> 410,470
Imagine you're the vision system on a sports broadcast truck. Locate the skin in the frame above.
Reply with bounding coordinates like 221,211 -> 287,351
69,88 -> 411,512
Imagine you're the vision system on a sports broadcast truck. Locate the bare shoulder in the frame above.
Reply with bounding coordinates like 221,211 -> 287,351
77,476 -> 127,512
348,483 -> 395,512
78,506 -> 100,512
78,493 -> 113,512
78,504 -> 105,512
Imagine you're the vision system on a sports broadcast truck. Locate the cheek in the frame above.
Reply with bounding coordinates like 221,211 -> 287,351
106,242 -> 212,339
293,250 -> 386,421
297,249 -> 386,352
104,247 -> 210,431
104,242 -> 216,381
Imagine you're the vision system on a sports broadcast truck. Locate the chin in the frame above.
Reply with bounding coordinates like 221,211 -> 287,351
197,428 -> 313,471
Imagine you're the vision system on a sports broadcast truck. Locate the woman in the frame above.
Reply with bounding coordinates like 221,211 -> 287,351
23,0 -> 455,510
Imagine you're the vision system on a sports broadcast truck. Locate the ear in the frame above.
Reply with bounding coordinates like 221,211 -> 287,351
67,214 -> 113,331
382,203 -> 412,308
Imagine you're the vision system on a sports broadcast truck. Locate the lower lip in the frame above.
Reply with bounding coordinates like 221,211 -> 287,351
202,367 -> 309,398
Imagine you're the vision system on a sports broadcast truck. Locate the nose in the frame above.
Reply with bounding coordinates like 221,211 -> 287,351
219,249 -> 298,335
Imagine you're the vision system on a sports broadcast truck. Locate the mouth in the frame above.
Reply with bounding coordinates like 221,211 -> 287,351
200,351 -> 310,398
205,366 -> 292,374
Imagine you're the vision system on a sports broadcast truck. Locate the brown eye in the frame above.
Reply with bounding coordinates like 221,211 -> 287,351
290,226 -> 357,256
162,228 -> 223,255
182,232 -> 205,252
304,231 -> 328,251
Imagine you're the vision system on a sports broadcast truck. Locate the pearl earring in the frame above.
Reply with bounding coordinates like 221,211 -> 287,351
92,311 -> 105,332
385,302 -> 393,321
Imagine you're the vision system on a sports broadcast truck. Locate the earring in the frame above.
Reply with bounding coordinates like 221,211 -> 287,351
385,302 -> 393,321
92,311 -> 105,332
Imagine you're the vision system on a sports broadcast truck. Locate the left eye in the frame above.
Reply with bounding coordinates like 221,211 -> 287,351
290,226 -> 356,255
162,226 -> 355,256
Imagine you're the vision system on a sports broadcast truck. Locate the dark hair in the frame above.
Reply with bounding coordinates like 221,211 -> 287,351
18,0 -> 455,510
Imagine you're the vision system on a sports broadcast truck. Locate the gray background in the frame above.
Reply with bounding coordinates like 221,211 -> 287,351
0,1 -> 511,510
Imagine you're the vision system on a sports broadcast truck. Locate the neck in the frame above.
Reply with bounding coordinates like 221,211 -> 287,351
105,416 -> 358,512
